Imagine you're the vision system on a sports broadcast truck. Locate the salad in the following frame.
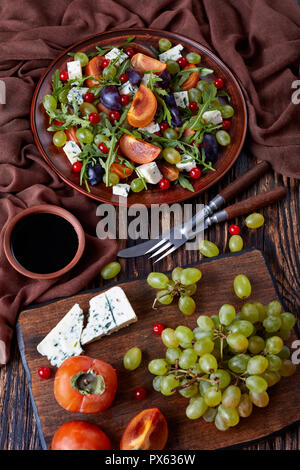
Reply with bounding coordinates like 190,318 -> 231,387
42,36 -> 235,197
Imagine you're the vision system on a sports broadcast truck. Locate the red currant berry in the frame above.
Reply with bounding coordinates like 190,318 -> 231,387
88,112 -> 100,124
120,94 -> 130,106
159,178 -> 170,190
119,73 -> 129,84
229,224 -> 240,235
72,161 -> 83,173
188,101 -> 199,112
152,322 -> 165,335
109,110 -> 121,122
190,167 -> 201,179
134,387 -> 147,400
177,57 -> 187,68
98,142 -> 109,154
214,77 -> 224,89
101,58 -> 110,68
53,120 -> 63,126
222,120 -> 231,131
38,366 -> 51,379
125,48 -> 135,58
159,122 -> 169,132
59,70 -> 68,81
83,92 -> 95,103
154,131 -> 162,137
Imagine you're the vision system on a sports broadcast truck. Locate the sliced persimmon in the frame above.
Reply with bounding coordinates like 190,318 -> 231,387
65,127 -> 80,146
96,102 -> 111,115
85,56 -> 106,87
182,64 -> 199,91
127,84 -> 157,128
131,53 -> 166,74
119,134 -> 161,164
120,409 -> 168,450
110,159 -> 134,179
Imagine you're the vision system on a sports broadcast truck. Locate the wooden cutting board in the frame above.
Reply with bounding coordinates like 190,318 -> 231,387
17,249 -> 300,450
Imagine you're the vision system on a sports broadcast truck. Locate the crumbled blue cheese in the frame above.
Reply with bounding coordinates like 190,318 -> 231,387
159,44 -> 184,63
112,183 -> 131,198
63,140 -> 82,165
104,47 -> 128,66
176,155 -> 196,172
174,91 -> 189,108
119,81 -> 138,96
138,121 -> 160,133
105,287 -> 137,330
202,110 -> 223,125
136,162 -> 163,185
67,87 -> 89,105
141,73 -> 151,87
67,60 -> 82,80
37,304 -> 84,367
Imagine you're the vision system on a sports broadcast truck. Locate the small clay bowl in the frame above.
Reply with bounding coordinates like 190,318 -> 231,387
3,205 -> 85,280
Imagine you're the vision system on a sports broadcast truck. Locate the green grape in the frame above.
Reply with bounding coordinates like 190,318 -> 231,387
197,315 -> 214,331
130,178 -> 144,193
197,80 -> 211,92
278,328 -> 291,340
216,130 -> 231,146
247,355 -> 269,375
237,393 -> 253,418
241,303 -> 259,323
171,267 -> 183,282
180,267 -> 202,286
233,274 -> 252,299
162,147 -> 181,164
280,312 -> 296,330
76,127 -> 94,144
211,315 -> 220,328
106,171 -> 120,186
160,374 -> 179,396
94,134 -> 110,146
199,353 -> 218,374
266,300 -> 282,317
179,348 -> 198,369
178,296 -> 196,316
152,376 -> 162,392
193,328 -> 213,341
204,386 -> 222,407
253,302 -> 267,321
279,359 -> 297,377
199,378 -> 212,396
165,347 -> 181,364
229,320 -> 254,338
261,370 -> 281,387
186,396 -> 208,419
218,405 -> 239,427
219,304 -> 236,326
188,87 -> 202,103
228,354 -> 250,374
102,64 -> 117,79
266,354 -> 282,372
156,290 -> 174,305
166,59 -> 180,75
263,315 -> 282,333
219,104 -> 234,119
100,261 -> 121,280
248,335 -> 265,354
214,412 -> 229,431
189,364 -> 202,375
194,337 -> 214,356
163,128 -> 178,140
265,336 -> 283,354
246,375 -> 268,393
210,369 -> 231,389
227,333 -> 248,351
158,38 -> 172,52
199,240 -> 219,258
181,283 -> 197,296
249,391 -> 269,408
222,385 -> 241,409
179,380 -> 199,398
161,328 -> 179,348
278,345 -> 290,359
123,347 -> 142,371
80,102 -> 98,116
148,358 -> 168,375
180,342 -> 193,349
245,212 -> 264,229
147,272 -> 169,289
186,52 -> 201,64
43,94 -> 57,111
174,325 -> 194,345
74,52 -> 89,67
53,130 -> 67,147
229,235 -> 243,252
203,407 -> 218,422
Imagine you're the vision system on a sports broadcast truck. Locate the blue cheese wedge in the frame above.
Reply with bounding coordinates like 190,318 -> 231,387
63,140 -> 82,165
67,87 -> 89,105
81,294 -> 117,345
105,48 -> 128,66
202,110 -> 223,125
105,286 -> 137,330
173,91 -> 189,108
112,183 -> 131,198
138,121 -> 160,133
67,60 -> 82,80
37,304 -> 84,367
136,162 -> 162,185
159,44 -> 184,63
176,155 -> 196,172
119,81 -> 138,96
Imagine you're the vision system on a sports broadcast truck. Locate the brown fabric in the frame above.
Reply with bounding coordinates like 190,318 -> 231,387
0,0 -> 299,364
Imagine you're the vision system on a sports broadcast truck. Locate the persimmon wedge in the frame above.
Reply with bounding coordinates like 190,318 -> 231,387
181,64 -> 199,91
131,53 -> 166,74
65,127 -> 80,145
127,84 -> 157,128
110,159 -> 134,179
119,134 -> 161,164
120,409 -> 168,450
85,56 -> 106,87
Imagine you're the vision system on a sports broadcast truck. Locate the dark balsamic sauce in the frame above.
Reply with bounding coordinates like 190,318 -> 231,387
10,213 -> 79,274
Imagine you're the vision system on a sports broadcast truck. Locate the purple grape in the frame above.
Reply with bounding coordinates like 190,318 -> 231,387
164,92 -> 182,127
202,133 -> 218,162
100,85 -> 122,111
158,69 -> 171,88
126,68 -> 142,85
87,163 -> 105,186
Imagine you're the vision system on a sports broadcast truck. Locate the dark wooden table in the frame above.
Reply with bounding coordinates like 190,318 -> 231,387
0,143 -> 299,450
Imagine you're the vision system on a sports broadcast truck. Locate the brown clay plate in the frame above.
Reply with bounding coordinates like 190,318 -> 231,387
31,28 -> 247,208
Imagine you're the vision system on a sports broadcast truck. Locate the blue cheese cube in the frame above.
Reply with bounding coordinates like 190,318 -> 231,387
105,47 -> 128,66
159,44 -> 184,63
202,110 -> 223,125
37,304 -> 84,367
138,121 -> 160,133
67,60 -> 82,80
136,162 -> 163,185
174,91 -> 189,108
67,87 -> 89,105
112,184 -> 131,198
105,287 -> 137,330
63,141 -> 82,165
81,294 -> 117,345
176,155 -> 196,172
141,73 -> 151,87
119,81 -> 138,96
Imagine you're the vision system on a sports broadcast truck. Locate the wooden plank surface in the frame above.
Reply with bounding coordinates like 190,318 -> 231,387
1,148 -> 300,450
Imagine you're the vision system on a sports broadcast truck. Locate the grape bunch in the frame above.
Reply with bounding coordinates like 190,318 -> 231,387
147,267 -> 202,316
148,275 -> 297,431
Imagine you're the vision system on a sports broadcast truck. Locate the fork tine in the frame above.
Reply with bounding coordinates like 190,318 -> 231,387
148,241 -> 172,259
145,238 -> 167,254
153,245 -> 177,264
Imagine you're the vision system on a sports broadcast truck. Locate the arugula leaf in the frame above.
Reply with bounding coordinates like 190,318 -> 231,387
199,68 -> 214,77
116,58 -> 131,79
51,70 -> 64,100
176,174 -> 195,192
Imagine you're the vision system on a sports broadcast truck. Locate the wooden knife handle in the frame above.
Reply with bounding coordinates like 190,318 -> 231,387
219,161 -> 270,203
224,186 -> 287,219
